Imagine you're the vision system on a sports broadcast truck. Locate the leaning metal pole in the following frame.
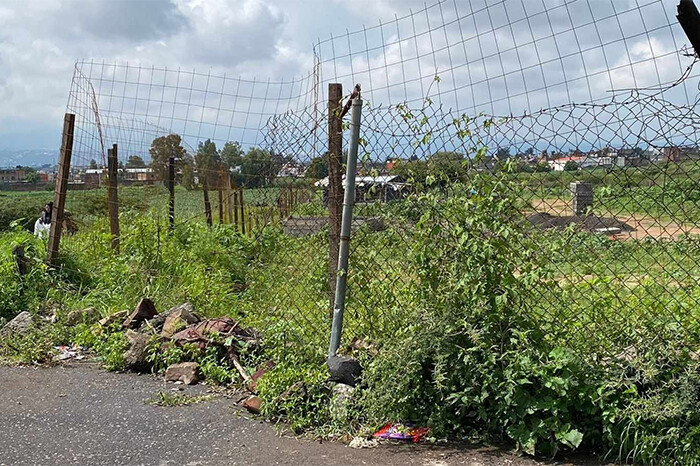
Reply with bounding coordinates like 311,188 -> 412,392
328,97 -> 362,357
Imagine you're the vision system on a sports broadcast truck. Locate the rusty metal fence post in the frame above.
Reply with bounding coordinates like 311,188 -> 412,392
328,83 -> 343,317
329,96 -> 362,357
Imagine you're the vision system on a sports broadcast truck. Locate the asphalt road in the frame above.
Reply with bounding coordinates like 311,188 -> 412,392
0,363 -> 594,465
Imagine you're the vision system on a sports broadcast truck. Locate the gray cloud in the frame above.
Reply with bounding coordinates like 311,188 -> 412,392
61,0 -> 189,42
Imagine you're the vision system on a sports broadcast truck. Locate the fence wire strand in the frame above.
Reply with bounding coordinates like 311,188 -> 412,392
54,0 -> 700,359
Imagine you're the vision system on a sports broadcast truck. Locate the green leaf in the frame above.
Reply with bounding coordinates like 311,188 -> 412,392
558,429 -> 584,449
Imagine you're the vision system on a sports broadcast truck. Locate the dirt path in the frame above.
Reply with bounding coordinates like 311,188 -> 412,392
0,363 -> 603,466
531,198 -> 700,239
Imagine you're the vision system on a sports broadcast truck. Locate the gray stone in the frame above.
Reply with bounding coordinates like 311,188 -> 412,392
330,383 -> 355,422
143,303 -> 197,333
98,310 -> 128,328
123,330 -> 149,371
0,311 -> 34,338
327,355 -> 362,387
164,362 -> 201,385
66,307 -> 99,326
160,305 -> 201,338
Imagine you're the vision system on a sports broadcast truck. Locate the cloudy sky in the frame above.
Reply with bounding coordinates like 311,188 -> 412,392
0,0 -> 695,153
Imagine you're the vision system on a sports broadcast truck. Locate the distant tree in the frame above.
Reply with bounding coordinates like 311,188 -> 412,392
195,139 -> 220,187
25,171 -> 40,183
564,161 -> 580,172
118,161 -> 125,170
306,155 -> 328,180
495,147 -> 511,161
427,151 -> 466,184
126,155 -> 146,168
534,161 -> 551,172
89,159 -> 98,169
180,153 -> 195,190
149,134 -> 186,181
220,141 -> 244,171
239,148 -> 283,187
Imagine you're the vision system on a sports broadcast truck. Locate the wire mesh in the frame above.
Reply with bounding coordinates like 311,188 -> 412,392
54,0 -> 700,361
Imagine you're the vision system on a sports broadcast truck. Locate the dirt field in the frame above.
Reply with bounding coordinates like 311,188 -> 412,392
530,199 -> 700,239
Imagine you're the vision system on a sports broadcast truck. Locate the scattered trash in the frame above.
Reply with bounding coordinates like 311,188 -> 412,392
349,436 -> 379,449
54,344 -> 86,361
373,422 -> 430,443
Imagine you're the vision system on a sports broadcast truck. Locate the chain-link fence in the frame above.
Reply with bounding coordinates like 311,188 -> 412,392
53,0 -> 700,366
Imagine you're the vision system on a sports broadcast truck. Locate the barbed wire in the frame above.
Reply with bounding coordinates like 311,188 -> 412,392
51,0 -> 700,357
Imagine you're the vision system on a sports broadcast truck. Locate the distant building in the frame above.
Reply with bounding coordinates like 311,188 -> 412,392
315,175 -> 408,203
123,167 -> 155,184
84,168 -> 105,188
0,168 -> 27,182
548,156 -> 588,171
278,162 -> 306,178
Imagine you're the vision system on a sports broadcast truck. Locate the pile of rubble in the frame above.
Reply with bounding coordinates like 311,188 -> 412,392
104,298 -> 270,413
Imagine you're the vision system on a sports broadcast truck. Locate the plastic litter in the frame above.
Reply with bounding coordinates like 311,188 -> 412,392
54,344 -> 86,361
373,422 -> 429,443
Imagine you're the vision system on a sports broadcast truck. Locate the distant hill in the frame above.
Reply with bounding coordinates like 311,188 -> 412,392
0,149 -> 58,169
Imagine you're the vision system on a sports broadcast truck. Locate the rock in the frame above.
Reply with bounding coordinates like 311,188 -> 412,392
171,317 -> 241,350
327,355 -> 362,387
241,396 -> 262,414
0,311 -> 34,338
123,330 -> 149,371
161,306 -> 201,338
247,360 -> 276,393
66,307 -> 99,326
164,362 -> 201,385
99,310 -> 128,327
330,383 -> 355,422
145,303 -> 197,333
122,298 -> 158,329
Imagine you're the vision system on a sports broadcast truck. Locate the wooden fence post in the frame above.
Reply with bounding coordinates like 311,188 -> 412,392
328,83 -> 343,315
232,182 -> 239,231
226,173 -> 233,225
218,168 -> 224,224
239,189 -> 246,235
202,170 -> 213,227
47,113 -> 76,267
107,144 -> 120,253
168,155 -> 175,231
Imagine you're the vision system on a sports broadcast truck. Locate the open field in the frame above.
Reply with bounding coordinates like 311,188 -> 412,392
3,164 -> 700,463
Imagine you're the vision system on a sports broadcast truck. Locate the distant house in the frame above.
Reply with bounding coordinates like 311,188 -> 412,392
37,171 -> 55,182
314,174 -> 408,203
548,156 -> 588,171
123,167 -> 155,184
0,168 -> 27,182
278,162 -> 306,178
84,168 -> 105,188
